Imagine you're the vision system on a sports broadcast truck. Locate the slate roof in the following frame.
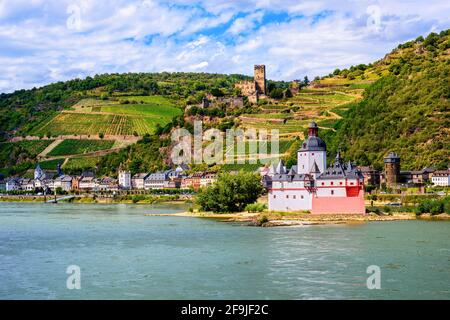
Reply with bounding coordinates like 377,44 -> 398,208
318,152 -> 363,180
299,136 -> 326,152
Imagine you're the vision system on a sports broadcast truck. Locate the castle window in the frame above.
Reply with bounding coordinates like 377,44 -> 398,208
273,195 -> 276,199
321,182 -> 325,186
331,182 -> 334,185
312,153 -> 314,156
301,195 -> 304,199
286,195 -> 289,199
331,190 -> 334,195
350,182 -> 354,185
340,182 -> 343,185
293,195 -> 296,199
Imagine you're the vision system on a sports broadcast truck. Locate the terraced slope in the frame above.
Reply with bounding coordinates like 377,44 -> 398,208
31,96 -> 182,137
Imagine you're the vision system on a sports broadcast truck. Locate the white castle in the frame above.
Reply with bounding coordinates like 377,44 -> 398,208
267,122 -> 365,214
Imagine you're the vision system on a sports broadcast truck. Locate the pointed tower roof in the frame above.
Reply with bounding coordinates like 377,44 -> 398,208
268,164 -> 277,175
310,160 -> 321,173
275,160 -> 286,174
288,166 -> 297,175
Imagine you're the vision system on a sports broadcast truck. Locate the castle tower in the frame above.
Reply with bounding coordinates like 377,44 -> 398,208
297,122 -> 327,174
254,65 -> 266,95
384,152 -> 400,186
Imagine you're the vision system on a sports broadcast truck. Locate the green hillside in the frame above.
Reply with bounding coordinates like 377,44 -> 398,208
1,29 -> 449,176
320,29 -> 450,170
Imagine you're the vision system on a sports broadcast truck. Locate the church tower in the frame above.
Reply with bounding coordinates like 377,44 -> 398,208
297,122 -> 327,175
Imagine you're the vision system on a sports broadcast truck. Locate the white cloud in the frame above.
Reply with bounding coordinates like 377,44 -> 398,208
227,11 -> 264,34
0,0 -> 449,93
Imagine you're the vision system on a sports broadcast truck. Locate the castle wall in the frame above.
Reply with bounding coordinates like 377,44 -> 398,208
268,188 -> 312,211
311,189 -> 365,214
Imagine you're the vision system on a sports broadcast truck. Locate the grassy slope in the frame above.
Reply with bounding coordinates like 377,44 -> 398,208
32,95 -> 182,136
47,139 -> 115,157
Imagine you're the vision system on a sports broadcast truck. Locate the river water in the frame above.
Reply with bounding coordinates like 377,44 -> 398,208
0,203 -> 449,299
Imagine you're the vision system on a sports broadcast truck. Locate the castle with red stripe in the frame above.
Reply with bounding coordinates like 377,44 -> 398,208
266,122 -> 365,214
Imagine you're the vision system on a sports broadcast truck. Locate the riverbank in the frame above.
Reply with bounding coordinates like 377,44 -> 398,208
0,194 -> 189,205
146,210 -> 450,226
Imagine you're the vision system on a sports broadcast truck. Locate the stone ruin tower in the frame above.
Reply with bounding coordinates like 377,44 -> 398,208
254,65 -> 266,95
384,152 -> 401,186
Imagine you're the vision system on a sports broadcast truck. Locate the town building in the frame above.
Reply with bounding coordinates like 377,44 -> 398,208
411,168 -> 435,184
118,169 -> 131,189
54,175 -> 73,192
131,173 -> 149,190
200,172 -> 217,188
78,176 -> 97,190
6,178 -> 21,191
358,166 -> 381,186
144,171 -> 170,189
97,177 -> 118,191
431,169 -> 450,186
267,122 -> 365,214
181,172 -> 203,190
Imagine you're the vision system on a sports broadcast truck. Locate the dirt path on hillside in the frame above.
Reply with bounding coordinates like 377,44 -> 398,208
37,139 -> 64,159
42,147 -> 125,161
9,135 -> 140,143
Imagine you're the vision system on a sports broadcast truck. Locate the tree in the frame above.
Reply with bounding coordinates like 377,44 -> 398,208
269,88 -> 284,99
99,132 -> 104,139
303,76 -> 310,86
284,88 -> 293,98
210,88 -> 224,97
196,172 -> 264,213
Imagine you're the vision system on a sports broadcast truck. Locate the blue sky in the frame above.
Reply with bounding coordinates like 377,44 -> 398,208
0,0 -> 449,93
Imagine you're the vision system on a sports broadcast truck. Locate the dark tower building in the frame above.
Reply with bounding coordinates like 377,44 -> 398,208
384,152 -> 400,186
254,65 -> 266,95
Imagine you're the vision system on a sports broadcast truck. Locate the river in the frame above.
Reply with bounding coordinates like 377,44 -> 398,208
0,203 -> 449,299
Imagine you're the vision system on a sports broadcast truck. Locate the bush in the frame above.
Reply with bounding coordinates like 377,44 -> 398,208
196,171 -> 264,213
415,197 -> 449,215
258,215 -> 269,225
245,203 -> 267,213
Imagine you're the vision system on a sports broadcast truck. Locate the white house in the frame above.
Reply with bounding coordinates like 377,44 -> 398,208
431,170 -> 450,186
118,170 -> 131,189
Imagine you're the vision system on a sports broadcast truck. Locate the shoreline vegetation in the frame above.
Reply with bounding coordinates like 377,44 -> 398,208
1,194 -> 449,226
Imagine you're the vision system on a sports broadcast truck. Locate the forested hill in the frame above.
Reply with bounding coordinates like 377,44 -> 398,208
320,29 -> 450,170
0,72 -> 253,140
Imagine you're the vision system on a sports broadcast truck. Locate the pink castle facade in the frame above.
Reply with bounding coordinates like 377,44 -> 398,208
267,122 -> 365,214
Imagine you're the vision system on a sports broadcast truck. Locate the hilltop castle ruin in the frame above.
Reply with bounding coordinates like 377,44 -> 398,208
235,65 -> 267,103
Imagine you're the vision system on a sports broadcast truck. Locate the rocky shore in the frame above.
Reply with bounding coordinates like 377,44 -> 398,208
144,211 -> 437,226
